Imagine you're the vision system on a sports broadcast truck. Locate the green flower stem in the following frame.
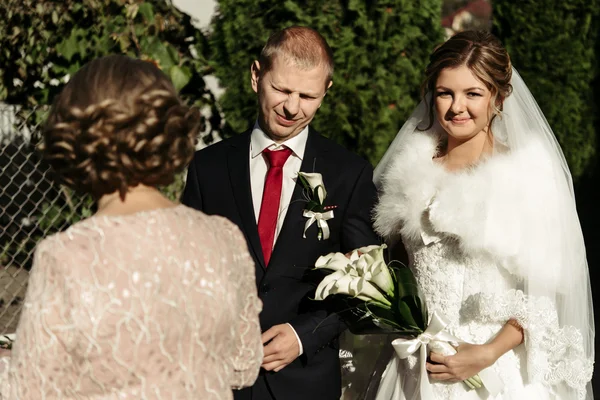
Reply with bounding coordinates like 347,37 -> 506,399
471,374 -> 483,387
464,378 -> 476,390
463,374 -> 483,390
370,297 -> 392,308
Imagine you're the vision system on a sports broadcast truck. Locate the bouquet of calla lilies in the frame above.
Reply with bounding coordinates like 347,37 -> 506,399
314,244 -> 493,392
314,244 -> 428,336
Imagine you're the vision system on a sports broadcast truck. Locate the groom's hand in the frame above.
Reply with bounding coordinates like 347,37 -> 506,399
261,324 -> 300,372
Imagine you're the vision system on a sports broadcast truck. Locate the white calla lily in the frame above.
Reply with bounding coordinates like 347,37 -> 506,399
364,261 -> 395,295
349,244 -> 386,265
353,253 -> 374,275
357,244 -> 386,255
299,172 -> 327,203
315,269 -> 347,300
366,244 -> 387,262
315,252 -> 351,271
350,277 -> 391,306
348,249 -> 362,262
324,273 -> 390,306
313,244 -> 393,306
353,251 -> 383,276
329,274 -> 361,295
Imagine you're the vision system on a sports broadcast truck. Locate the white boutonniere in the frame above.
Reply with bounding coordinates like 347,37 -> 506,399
297,172 -> 336,240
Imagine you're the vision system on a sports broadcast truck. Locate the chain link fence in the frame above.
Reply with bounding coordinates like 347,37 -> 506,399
0,105 -> 93,334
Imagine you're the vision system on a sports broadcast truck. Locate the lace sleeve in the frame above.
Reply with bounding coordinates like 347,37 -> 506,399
0,354 -> 10,399
468,290 -> 593,399
222,219 -> 263,389
2,239 -> 73,399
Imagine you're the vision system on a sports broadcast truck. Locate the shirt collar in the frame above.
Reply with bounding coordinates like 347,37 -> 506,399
250,121 -> 309,160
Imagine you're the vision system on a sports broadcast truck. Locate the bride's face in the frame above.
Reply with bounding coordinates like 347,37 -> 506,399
434,65 -> 493,142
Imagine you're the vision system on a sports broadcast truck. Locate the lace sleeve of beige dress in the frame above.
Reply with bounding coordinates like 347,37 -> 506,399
220,218 -> 264,389
0,353 -> 11,397
0,239 -> 71,399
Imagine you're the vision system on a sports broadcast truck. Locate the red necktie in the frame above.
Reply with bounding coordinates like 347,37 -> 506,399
257,147 -> 293,266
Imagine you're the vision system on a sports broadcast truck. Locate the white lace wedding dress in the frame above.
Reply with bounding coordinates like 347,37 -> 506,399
373,130 -> 593,400
0,205 -> 263,399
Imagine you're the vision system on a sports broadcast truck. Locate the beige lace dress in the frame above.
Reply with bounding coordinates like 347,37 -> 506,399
0,205 -> 262,399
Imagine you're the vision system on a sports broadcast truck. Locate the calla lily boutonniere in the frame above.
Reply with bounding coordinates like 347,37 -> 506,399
297,172 -> 336,240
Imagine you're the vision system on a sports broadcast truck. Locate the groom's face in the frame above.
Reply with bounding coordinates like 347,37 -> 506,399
251,57 -> 332,143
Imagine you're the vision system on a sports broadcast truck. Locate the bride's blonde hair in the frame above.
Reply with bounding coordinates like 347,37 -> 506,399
421,30 -> 513,130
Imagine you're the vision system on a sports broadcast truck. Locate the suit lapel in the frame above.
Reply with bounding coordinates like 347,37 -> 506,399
227,131 -> 267,270
269,129 -> 328,266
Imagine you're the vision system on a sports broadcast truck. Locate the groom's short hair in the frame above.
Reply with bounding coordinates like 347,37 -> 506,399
259,26 -> 334,84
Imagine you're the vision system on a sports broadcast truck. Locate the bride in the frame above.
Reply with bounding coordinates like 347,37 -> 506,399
372,30 -> 594,399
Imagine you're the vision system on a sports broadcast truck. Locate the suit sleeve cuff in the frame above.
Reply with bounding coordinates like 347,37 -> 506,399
286,323 -> 304,356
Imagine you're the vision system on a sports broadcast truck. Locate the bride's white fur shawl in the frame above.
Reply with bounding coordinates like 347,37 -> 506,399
374,129 -> 572,287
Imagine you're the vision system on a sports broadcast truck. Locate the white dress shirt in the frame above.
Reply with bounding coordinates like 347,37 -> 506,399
249,122 -> 309,356
250,123 -> 309,239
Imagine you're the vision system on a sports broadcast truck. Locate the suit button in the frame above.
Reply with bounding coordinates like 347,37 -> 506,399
260,283 -> 270,294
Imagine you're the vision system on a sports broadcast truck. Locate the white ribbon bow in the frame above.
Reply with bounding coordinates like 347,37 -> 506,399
302,210 -> 334,240
376,311 -> 503,400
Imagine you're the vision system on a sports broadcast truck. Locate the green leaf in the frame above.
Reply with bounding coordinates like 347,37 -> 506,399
304,200 -> 320,211
167,44 -> 181,66
170,65 -> 191,91
297,174 -> 311,189
393,300 -> 419,329
312,187 -> 322,203
117,35 -> 131,52
402,295 -> 427,331
138,2 -> 155,22
366,302 -> 400,327
125,4 -> 139,20
93,35 -> 116,54
393,265 -> 420,298
56,30 -> 80,61
144,38 -> 175,70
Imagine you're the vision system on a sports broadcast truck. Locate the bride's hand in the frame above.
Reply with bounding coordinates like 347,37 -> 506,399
426,343 -> 496,382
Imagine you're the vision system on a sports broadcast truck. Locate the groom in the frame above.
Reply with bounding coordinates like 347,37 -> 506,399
181,26 -> 379,400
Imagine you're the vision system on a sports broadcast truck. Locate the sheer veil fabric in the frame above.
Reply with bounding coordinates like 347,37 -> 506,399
370,68 -> 594,399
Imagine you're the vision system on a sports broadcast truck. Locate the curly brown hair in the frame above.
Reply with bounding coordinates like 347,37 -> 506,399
421,30 -> 513,130
43,54 -> 200,199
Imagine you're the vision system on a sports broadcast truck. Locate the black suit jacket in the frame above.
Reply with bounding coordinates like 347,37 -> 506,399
181,128 -> 380,400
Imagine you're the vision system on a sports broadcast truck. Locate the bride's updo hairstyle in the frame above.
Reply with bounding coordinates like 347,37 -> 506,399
43,54 -> 200,199
421,30 -> 513,130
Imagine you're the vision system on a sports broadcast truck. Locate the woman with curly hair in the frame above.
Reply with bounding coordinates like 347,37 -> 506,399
0,55 -> 263,399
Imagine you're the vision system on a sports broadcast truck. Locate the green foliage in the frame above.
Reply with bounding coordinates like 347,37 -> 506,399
210,0 -> 444,166
493,0 -> 600,180
160,172 -> 187,202
0,1 -> 208,263
37,189 -> 95,233
0,0 -> 215,133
